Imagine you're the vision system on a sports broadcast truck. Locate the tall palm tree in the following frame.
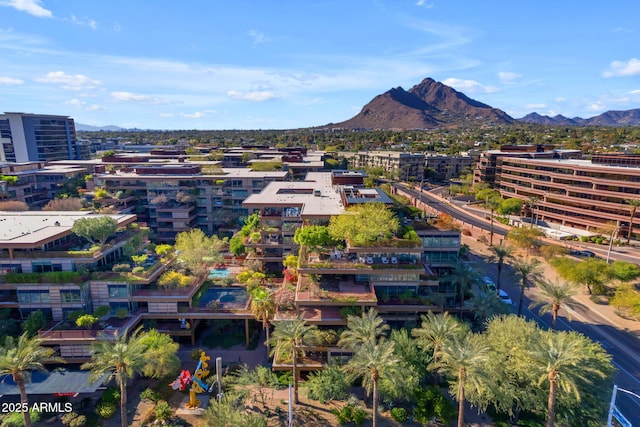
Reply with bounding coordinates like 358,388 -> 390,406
342,339 -> 399,427
81,331 -> 146,427
444,262 -> 481,316
267,317 -> 317,404
437,331 -> 490,427
529,279 -> 579,329
0,333 -> 61,427
488,244 -> 515,291
412,311 -> 467,385
512,258 -> 544,316
625,198 -> 640,244
337,308 -> 388,350
527,196 -> 540,229
530,330 -> 609,427
249,286 -> 276,349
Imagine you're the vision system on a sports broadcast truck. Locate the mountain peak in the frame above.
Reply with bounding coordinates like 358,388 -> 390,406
329,77 -> 513,130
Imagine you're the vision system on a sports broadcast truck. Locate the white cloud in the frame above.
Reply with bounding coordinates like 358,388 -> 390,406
64,98 -> 102,110
159,113 -> 174,117
226,90 -> 277,101
442,78 -> 498,94
65,15 -> 97,30
111,91 -> 169,104
179,112 -> 205,118
588,102 -> 605,111
248,30 -> 270,46
525,103 -> 546,110
36,71 -> 100,90
0,0 -> 51,17
415,0 -> 434,8
603,58 -> 640,77
0,76 -> 23,84
498,71 -> 521,85
630,90 -> 640,95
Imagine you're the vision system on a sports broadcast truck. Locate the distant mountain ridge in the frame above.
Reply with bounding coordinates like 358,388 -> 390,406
76,123 -> 125,132
327,78 -> 514,130
518,108 -> 640,126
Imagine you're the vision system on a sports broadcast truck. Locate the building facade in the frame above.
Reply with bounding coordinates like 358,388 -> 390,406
0,113 -> 88,162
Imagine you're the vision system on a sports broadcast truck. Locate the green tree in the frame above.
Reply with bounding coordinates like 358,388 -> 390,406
267,318 -> 317,404
488,244 -> 515,291
497,197 -> 524,216
228,236 -> 245,256
81,330 -> 146,427
609,260 -> 640,284
136,329 -> 180,379
328,203 -> 399,245
249,287 -> 276,349
0,333 -> 61,427
529,280 -> 579,329
507,227 -> 545,256
338,309 -> 389,350
75,314 -> 99,330
174,229 -> 224,276
293,225 -> 334,249
512,258 -> 544,316
342,339 -> 399,427
551,257 -> 610,295
71,216 -> 118,247
530,331 -> 611,427
625,198 -> 640,244
21,310 -> 46,337
412,311 -> 468,385
437,331 -> 490,427
306,363 -> 350,403
154,244 -> 173,258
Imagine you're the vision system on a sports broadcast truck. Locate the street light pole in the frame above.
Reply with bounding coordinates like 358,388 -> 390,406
607,384 -> 639,427
606,220 -> 620,264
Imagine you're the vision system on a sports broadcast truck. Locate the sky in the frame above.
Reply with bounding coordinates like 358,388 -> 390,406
1,0 -> 640,130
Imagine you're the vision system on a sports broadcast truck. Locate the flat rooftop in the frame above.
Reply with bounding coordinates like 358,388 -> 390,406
0,211 -> 136,248
243,172 -> 345,217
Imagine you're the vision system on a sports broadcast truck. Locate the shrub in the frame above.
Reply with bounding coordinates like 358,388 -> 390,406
158,270 -> 193,289
1,410 -> 40,426
112,263 -> 131,272
307,364 -> 349,403
101,387 -> 120,404
75,314 -> 99,329
96,401 -> 117,419
132,266 -> 145,274
93,305 -> 110,317
390,407 -> 408,422
61,412 -> 87,427
140,387 -> 160,402
154,400 -> 172,421
115,308 -> 129,319
333,404 -> 366,426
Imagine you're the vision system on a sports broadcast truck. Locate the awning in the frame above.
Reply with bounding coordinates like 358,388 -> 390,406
0,369 -> 108,396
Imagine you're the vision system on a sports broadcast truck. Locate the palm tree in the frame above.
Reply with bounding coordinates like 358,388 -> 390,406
625,198 -> 640,244
476,189 -> 502,246
0,333 -> 61,427
412,311 -> 467,385
443,262 -> 481,316
437,331 -> 490,427
529,279 -> 579,329
342,339 -> 399,427
267,317 -> 317,404
81,331 -> 146,427
512,258 -> 544,316
526,196 -> 540,229
337,308 -> 389,350
249,286 -> 276,349
530,330 -> 609,427
488,244 -> 515,291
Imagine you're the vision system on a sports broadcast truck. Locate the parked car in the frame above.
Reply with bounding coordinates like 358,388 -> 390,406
570,249 -> 596,258
481,276 -> 497,293
498,289 -> 513,305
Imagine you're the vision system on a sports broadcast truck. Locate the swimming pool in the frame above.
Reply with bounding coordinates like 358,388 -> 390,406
208,268 -> 230,279
198,287 -> 248,308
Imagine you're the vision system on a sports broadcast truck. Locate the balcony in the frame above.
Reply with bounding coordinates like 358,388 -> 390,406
38,312 -> 143,343
296,275 -> 377,306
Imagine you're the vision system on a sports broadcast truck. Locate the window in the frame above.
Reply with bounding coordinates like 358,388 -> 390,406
17,290 -> 50,304
108,285 -> 129,298
60,289 -> 82,303
32,261 -> 52,273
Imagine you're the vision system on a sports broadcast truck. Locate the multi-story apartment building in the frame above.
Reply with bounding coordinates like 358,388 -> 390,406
0,162 -> 90,207
494,153 -> 640,236
346,151 -> 425,181
0,112 -> 89,162
92,162 -> 287,241
424,153 -> 476,181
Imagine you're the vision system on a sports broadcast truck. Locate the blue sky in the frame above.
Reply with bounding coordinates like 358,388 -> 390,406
1,0 -> 640,130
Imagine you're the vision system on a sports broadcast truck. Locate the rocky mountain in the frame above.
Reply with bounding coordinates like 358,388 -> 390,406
517,108 -> 640,126
326,78 -> 515,130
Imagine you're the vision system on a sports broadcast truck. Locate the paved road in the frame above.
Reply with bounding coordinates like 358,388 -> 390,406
394,183 -> 510,237
396,181 -> 640,424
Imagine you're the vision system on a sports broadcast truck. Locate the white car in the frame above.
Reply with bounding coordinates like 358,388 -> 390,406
498,290 -> 513,305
